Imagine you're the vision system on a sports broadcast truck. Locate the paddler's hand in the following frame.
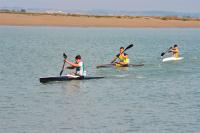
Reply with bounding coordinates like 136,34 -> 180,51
168,47 -> 173,52
64,59 -> 69,63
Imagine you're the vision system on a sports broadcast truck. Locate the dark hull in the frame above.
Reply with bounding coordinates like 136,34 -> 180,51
96,64 -> 144,68
40,76 -> 104,83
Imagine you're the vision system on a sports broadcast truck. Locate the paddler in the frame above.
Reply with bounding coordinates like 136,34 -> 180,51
64,55 -> 86,77
111,47 -> 129,66
169,44 -> 180,58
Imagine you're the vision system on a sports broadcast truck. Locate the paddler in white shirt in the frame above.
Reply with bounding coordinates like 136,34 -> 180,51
64,55 -> 86,78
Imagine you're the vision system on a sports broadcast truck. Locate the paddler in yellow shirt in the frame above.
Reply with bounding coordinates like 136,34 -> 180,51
169,44 -> 180,58
111,47 -> 129,66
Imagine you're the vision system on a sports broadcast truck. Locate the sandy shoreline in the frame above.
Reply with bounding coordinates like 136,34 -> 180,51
0,12 -> 200,28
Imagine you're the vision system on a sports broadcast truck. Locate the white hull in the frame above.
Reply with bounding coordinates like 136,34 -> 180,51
162,57 -> 184,62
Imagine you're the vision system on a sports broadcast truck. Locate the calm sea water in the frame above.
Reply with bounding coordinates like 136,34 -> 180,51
0,26 -> 200,133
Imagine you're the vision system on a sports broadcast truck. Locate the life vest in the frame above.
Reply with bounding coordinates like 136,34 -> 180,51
76,62 -> 86,76
172,48 -> 179,58
116,53 -> 129,64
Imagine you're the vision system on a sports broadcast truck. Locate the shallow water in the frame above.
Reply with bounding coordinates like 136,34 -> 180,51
0,26 -> 200,133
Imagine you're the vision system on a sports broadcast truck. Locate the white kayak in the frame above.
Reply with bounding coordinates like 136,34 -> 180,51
162,57 -> 184,62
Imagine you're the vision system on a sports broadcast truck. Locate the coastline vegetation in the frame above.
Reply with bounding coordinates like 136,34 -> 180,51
0,9 -> 200,22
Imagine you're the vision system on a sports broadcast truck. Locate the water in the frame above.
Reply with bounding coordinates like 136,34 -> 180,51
0,26 -> 200,133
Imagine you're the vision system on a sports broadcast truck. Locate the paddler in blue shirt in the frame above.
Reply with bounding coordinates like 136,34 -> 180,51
64,55 -> 86,77
111,47 -> 129,66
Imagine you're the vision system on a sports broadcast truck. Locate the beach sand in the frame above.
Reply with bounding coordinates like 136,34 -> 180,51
0,12 -> 200,28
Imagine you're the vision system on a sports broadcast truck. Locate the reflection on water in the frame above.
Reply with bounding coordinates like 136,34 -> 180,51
61,81 -> 81,94
115,66 -> 129,71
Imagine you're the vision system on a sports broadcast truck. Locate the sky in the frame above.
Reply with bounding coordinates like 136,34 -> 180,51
1,0 -> 200,13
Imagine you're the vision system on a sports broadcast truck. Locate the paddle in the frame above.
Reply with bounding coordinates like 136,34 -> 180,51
161,47 -> 172,57
111,44 -> 134,63
124,44 -> 134,52
59,53 -> 67,76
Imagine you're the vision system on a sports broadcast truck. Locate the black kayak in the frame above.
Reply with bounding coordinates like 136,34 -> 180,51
40,76 -> 104,83
96,63 -> 144,68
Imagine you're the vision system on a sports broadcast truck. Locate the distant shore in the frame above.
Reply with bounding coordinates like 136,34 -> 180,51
0,12 -> 200,28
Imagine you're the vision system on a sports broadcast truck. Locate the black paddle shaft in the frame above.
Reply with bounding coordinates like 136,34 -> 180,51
161,47 -> 172,57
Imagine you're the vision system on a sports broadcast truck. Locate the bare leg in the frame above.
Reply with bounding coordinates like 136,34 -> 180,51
66,73 -> 80,78
117,62 -> 128,65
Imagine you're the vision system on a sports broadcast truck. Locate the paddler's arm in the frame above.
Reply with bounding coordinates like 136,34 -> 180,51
122,54 -> 128,59
174,48 -> 179,53
66,66 -> 75,69
64,59 -> 80,67
168,47 -> 173,53
169,48 -> 178,53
